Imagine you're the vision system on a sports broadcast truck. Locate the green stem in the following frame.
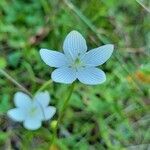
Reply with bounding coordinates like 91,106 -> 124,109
0,69 -> 32,97
35,80 -> 52,94
52,82 -> 75,143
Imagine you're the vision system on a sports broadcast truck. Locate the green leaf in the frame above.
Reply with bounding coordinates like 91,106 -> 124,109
0,94 -> 11,115
8,51 -> 22,68
0,132 -> 9,143
0,57 -> 7,69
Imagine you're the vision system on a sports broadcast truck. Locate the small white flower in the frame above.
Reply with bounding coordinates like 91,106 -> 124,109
7,91 -> 56,130
40,30 -> 114,85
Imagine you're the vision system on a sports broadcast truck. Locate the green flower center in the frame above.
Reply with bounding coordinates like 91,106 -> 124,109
71,57 -> 84,70
29,106 -> 38,116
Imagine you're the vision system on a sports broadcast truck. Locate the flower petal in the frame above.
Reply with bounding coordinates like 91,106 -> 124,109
77,67 -> 106,85
42,106 -> 56,121
7,108 -> 25,122
51,67 -> 76,84
14,92 -> 32,108
23,118 -> 42,130
34,91 -> 50,107
63,30 -> 87,59
40,49 -> 68,68
83,44 -> 114,66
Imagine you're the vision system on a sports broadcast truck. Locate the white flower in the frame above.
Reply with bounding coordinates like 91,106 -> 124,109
40,30 -> 114,85
7,91 -> 56,130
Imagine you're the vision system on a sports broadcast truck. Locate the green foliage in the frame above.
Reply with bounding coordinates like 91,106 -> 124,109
0,0 -> 149,149
0,94 -> 11,115
0,57 -> 7,69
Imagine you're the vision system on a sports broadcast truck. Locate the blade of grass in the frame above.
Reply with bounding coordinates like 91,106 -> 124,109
136,0 -> 150,13
0,69 -> 32,97
63,0 -> 109,44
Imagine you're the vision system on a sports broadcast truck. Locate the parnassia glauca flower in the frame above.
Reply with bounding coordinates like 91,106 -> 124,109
40,30 -> 114,85
7,91 -> 56,130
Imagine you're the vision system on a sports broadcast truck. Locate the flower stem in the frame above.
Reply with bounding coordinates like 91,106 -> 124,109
35,80 -> 52,94
52,82 -> 75,143
0,69 -> 32,97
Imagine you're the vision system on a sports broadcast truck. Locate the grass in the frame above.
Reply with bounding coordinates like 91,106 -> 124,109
0,0 -> 150,149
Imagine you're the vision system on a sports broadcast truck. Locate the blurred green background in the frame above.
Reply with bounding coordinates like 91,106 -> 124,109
0,0 -> 150,149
